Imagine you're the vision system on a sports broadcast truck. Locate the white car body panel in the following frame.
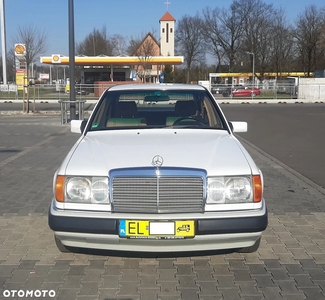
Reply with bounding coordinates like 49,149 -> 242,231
55,231 -> 263,252
62,129 -> 256,177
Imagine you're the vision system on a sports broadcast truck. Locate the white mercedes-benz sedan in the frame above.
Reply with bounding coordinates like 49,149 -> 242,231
49,84 -> 267,253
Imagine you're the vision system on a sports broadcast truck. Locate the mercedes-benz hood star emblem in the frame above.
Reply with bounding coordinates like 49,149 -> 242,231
152,155 -> 164,167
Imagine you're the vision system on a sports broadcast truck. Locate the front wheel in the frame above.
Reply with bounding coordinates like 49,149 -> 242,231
251,92 -> 256,97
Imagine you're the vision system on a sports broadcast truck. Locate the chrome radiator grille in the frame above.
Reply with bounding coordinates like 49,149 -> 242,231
111,173 -> 205,213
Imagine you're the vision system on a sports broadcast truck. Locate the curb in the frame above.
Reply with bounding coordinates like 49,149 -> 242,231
218,99 -> 324,104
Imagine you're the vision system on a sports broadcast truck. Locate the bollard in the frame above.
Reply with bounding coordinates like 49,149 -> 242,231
58,100 -> 86,125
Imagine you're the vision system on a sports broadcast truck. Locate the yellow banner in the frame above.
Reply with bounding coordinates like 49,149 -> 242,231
15,70 -> 27,91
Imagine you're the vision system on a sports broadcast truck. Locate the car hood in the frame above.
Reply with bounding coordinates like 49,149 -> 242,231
63,129 -> 255,176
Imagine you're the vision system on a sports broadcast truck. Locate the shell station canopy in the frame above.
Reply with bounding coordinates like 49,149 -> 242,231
40,55 -> 184,66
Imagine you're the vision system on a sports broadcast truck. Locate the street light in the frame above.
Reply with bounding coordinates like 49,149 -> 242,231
1,0 -> 7,84
68,0 -> 76,120
246,51 -> 255,88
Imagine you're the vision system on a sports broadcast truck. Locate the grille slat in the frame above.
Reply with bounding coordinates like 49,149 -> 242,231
112,176 -> 204,213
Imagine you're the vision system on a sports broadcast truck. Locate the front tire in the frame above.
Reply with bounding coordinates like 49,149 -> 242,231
238,237 -> 261,253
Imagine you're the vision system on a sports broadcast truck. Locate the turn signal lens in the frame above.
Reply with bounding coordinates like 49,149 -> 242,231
55,175 -> 65,202
253,175 -> 262,202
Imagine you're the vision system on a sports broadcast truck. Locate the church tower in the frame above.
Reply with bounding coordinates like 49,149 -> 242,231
159,11 -> 176,56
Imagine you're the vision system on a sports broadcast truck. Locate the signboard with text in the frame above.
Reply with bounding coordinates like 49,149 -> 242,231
15,69 -> 27,91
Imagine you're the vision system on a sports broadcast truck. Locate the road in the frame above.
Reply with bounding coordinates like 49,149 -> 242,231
220,103 -> 325,189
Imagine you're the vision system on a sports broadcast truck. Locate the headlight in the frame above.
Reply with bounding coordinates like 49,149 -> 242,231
225,177 -> 251,202
91,179 -> 109,203
207,176 -> 261,204
206,178 -> 225,203
55,176 -> 109,204
66,177 -> 91,202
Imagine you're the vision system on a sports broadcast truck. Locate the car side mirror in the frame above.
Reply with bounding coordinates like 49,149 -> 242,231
71,119 -> 87,134
228,121 -> 247,133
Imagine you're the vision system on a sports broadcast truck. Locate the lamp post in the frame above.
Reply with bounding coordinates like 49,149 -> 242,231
246,51 -> 255,88
68,0 -> 76,120
49,65 -> 52,85
0,0 -> 7,84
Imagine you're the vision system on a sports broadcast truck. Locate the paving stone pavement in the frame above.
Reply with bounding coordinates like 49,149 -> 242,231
0,114 -> 324,300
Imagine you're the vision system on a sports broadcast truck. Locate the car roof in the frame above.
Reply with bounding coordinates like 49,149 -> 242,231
107,83 -> 207,92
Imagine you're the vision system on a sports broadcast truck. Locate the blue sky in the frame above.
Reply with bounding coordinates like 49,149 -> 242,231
2,0 -> 323,58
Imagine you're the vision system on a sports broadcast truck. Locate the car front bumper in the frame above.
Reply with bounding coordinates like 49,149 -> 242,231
48,200 -> 267,252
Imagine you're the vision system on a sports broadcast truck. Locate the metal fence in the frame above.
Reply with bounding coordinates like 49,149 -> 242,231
0,84 -> 98,102
210,82 -> 325,101
1,82 -> 325,102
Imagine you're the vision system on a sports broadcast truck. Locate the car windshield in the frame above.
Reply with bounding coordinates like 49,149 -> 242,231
88,88 -> 227,131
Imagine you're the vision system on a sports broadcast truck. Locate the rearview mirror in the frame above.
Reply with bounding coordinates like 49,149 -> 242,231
144,95 -> 170,102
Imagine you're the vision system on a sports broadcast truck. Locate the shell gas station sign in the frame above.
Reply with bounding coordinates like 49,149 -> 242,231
51,54 -> 61,63
14,44 -> 26,56
15,44 -> 27,91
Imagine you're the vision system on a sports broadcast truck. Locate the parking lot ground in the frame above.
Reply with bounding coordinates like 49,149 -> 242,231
0,115 -> 324,300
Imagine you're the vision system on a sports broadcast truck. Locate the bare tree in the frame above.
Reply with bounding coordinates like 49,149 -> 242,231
202,5 -> 247,85
202,6 -> 245,73
176,14 -> 205,83
231,0 -> 278,82
293,5 -> 325,76
13,24 -> 48,112
76,26 -> 113,56
127,29 -> 157,55
127,37 -> 142,56
269,9 -> 295,76
202,0 -> 302,83
111,34 -> 127,56
13,24 -> 48,75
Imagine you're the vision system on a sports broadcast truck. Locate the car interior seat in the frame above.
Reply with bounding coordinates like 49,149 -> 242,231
107,101 -> 146,127
166,100 -> 197,126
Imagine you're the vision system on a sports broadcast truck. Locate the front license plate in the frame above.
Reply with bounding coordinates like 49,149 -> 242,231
119,220 -> 195,238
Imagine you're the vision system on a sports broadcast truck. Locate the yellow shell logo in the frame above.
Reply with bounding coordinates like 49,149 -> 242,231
15,44 -> 26,55
53,55 -> 60,62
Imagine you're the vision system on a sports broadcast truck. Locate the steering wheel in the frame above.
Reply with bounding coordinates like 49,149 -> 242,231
172,116 -> 207,127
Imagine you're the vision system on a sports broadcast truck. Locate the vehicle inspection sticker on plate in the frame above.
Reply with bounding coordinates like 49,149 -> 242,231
119,220 -> 195,238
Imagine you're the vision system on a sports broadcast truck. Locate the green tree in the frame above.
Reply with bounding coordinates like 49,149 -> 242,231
163,64 -> 174,83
